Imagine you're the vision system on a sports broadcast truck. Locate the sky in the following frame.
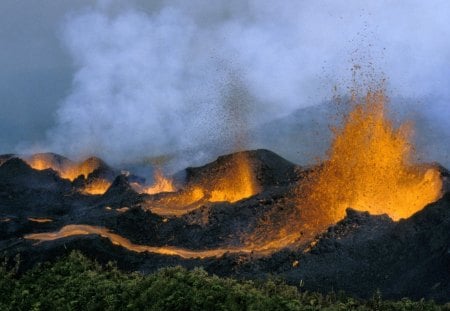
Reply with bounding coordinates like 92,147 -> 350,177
0,0 -> 449,169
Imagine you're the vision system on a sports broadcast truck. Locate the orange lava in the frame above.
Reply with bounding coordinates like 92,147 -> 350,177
142,152 -> 260,216
25,154 -> 103,181
28,217 -> 53,223
116,207 -> 130,213
147,186 -> 206,216
132,169 -> 176,195
207,152 -> 259,203
297,90 -> 442,230
82,179 -> 111,195
25,224 -> 297,259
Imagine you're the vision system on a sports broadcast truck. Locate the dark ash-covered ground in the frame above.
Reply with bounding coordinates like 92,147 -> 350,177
0,150 -> 449,303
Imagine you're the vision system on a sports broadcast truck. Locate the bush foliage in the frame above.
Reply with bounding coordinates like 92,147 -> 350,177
0,251 -> 448,310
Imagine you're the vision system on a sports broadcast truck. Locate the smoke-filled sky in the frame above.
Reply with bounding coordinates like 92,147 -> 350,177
1,0 -> 449,169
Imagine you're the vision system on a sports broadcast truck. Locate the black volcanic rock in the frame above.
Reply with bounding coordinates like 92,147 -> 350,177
0,154 -> 15,166
182,149 -> 301,190
0,157 -> 70,191
72,156 -> 120,190
100,174 -> 142,206
23,152 -> 74,168
0,150 -> 449,303
272,194 -> 450,303
103,175 -> 134,196
83,157 -> 118,181
438,165 -> 450,192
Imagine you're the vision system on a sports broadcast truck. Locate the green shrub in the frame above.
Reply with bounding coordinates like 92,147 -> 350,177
0,251 -> 446,311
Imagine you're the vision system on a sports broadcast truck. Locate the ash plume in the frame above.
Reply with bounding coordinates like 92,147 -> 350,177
39,0 -> 450,169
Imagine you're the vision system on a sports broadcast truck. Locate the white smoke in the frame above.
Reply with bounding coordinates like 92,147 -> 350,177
45,0 -> 450,168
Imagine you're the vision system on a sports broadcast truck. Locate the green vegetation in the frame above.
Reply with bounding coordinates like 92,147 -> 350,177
0,251 -> 447,310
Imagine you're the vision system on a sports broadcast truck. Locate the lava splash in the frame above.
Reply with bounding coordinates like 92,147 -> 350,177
298,90 -> 442,229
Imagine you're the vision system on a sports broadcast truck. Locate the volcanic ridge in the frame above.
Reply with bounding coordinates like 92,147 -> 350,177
0,148 -> 449,302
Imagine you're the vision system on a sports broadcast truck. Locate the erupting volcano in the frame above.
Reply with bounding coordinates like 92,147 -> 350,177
0,88 -> 448,302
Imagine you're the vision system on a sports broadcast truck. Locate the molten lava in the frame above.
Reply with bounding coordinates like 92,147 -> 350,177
28,217 -> 53,223
25,224 -> 303,259
207,152 -> 259,203
297,90 -> 442,230
21,90 -> 445,260
143,152 -> 260,216
132,169 -> 176,195
25,154 -> 103,181
147,186 -> 206,216
82,179 -> 111,195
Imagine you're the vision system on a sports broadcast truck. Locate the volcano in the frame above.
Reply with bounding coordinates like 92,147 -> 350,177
0,147 -> 449,302
1,92 -> 449,303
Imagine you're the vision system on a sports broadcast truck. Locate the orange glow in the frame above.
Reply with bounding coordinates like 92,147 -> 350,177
28,217 -> 53,223
146,186 -> 206,216
141,152 -> 260,216
296,90 -> 442,231
25,224 -> 300,258
132,169 -> 176,195
244,90 -> 443,252
82,179 -> 111,195
207,152 -> 259,203
25,154 -> 103,181
116,207 -> 130,213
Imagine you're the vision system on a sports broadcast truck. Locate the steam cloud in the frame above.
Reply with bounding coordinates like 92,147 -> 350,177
44,0 -> 450,169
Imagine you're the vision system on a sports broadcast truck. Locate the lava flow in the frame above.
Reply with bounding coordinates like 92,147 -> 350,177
296,90 -> 443,230
25,224 -> 296,259
28,217 -> 53,223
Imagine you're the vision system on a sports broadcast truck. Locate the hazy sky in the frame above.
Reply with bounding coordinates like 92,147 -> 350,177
1,1 -> 449,168
0,0 -> 155,152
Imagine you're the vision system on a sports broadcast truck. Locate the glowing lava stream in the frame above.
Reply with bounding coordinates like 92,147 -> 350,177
28,217 -> 53,223
24,224 -> 299,259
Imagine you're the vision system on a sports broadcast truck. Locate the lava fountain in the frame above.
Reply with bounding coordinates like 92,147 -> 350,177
143,152 -> 260,216
131,169 -> 176,195
297,90 -> 443,231
207,151 -> 259,203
